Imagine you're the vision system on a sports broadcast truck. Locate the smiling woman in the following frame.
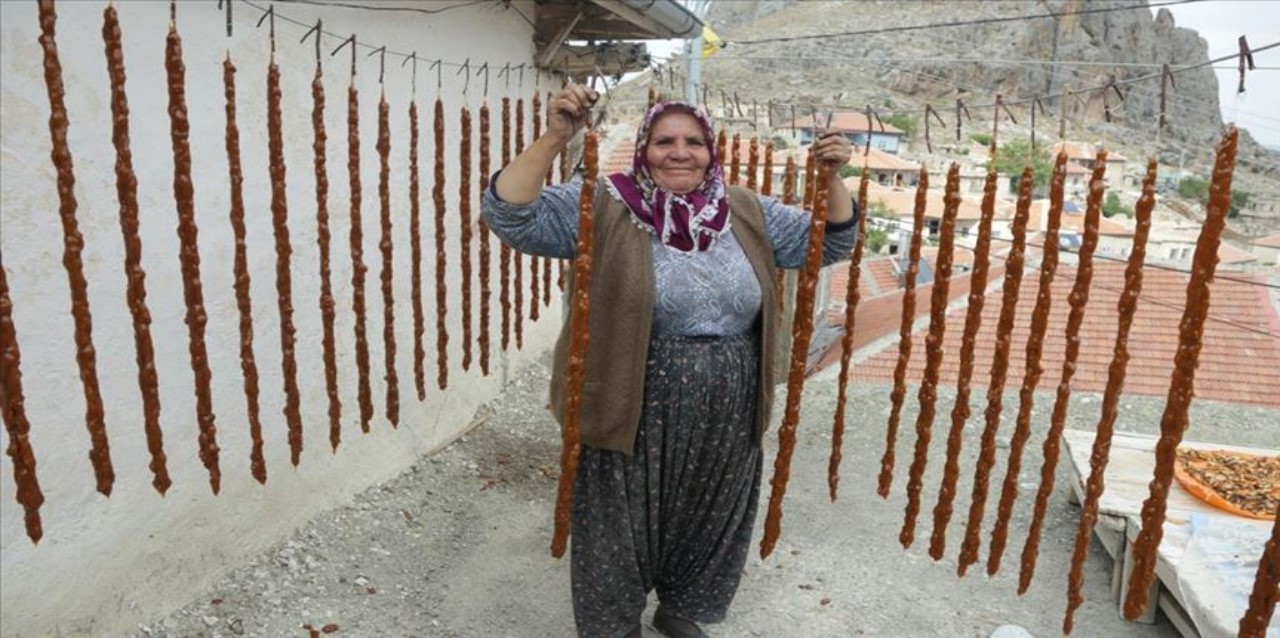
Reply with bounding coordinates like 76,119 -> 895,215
484,88 -> 860,637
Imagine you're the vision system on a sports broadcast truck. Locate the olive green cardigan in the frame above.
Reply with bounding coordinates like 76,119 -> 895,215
549,183 -> 779,455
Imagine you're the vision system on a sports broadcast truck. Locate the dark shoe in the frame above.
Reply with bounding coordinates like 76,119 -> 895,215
652,607 -> 707,638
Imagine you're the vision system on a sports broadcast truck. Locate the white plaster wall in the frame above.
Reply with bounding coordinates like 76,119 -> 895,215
0,1 -> 563,634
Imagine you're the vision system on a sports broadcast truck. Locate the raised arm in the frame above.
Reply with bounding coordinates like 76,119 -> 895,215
494,84 -> 597,204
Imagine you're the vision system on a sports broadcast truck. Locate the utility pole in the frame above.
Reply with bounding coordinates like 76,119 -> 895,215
684,1 -> 712,105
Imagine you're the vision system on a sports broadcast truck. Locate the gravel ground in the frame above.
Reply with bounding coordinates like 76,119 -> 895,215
139,348 -> 1278,638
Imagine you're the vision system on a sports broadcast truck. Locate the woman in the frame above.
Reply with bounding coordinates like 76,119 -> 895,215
483,85 -> 858,638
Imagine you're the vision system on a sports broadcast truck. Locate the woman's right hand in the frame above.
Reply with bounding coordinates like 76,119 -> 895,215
546,84 -> 599,144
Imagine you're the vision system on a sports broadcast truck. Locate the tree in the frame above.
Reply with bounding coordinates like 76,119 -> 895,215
865,226 -> 888,254
989,137 -> 1052,192
1231,190 -> 1250,219
882,113 -> 918,139
969,132 -> 993,147
1178,175 -> 1209,202
839,164 -> 861,179
1102,191 -> 1130,218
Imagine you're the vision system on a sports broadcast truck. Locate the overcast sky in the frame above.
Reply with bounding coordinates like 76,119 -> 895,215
647,1 -> 1280,148
1156,1 -> 1280,149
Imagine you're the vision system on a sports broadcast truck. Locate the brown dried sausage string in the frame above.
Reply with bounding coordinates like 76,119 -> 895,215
163,14 -> 220,492
223,54 -> 266,480
268,50 -> 303,462
761,161 -> 833,559
1018,152 -> 1108,592
39,0 -> 115,496
105,5 -> 170,492
1123,127 -> 1238,620
717,130 -> 727,171
956,166 -> 1036,576
410,100 -> 427,397
551,128 -> 600,559
432,97 -> 450,390
828,167 -> 870,502
776,155 -> 797,320
1062,159 -> 1157,634
311,62 -> 342,450
986,152 -> 1069,576
500,97 -> 512,351
378,92 -> 399,425
459,104 -> 474,372
729,133 -> 742,186
876,168 -> 929,499
0,265 -> 45,543
1237,503 -> 1279,638
529,92 -> 541,323
348,81 -> 374,429
746,136 -> 759,191
514,98 -> 526,349
926,167 -> 998,559
760,141 -> 774,197
477,102 -> 492,376
557,126 -> 568,293
899,164 -> 961,549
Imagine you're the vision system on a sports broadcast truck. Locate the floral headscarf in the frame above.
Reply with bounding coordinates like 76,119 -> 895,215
605,101 -> 730,253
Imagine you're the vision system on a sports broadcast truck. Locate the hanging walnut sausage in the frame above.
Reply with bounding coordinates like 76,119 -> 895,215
987,152 -> 1069,576
105,5 -> 171,492
349,81 -> 374,428
730,133 -> 742,186
1237,504 -> 1279,638
0,265 -> 45,543
432,97 -> 450,390
477,102 -> 492,377
761,162 -> 833,559
550,128 -> 600,559
927,167 -> 998,559
957,166 -> 1036,577
760,141 -> 774,197
1018,152 -> 1108,592
514,98 -> 525,349
1063,159 -> 1157,634
877,168 -> 930,499
410,100 -> 427,397
164,13 -> 220,492
500,97 -> 512,352
224,55 -> 266,480
1124,127 -> 1238,620
312,64 -> 342,450
39,0 -> 116,496
899,164 -> 961,549
378,93 -> 399,425
746,136 -> 759,192
459,105 -> 474,373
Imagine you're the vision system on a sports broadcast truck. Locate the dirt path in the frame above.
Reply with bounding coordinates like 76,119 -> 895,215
141,349 -> 1278,637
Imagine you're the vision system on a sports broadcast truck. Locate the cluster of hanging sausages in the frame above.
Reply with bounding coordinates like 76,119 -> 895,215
1063,158 -> 1156,633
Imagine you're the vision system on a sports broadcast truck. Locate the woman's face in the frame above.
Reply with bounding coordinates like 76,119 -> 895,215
645,112 -> 712,194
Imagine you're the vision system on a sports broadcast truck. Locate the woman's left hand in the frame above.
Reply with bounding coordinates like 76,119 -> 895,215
811,129 -> 853,170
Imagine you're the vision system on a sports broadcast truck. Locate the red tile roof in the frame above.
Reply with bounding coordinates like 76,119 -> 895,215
842,263 -> 1280,408
1253,232 -> 1280,249
856,181 -> 1004,222
1218,242 -> 1259,265
782,111 -> 904,135
1051,141 -> 1129,164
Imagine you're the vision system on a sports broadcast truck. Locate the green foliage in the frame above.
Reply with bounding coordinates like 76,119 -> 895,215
882,113 -> 918,139
839,164 -> 861,179
865,226 -> 888,254
867,200 -> 896,218
969,132 -> 993,147
1178,176 -> 1248,219
1102,191 -> 1130,218
990,138 -> 1052,191
1178,176 -> 1209,202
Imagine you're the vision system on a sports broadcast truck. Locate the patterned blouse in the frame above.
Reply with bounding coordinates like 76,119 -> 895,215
483,176 -> 859,337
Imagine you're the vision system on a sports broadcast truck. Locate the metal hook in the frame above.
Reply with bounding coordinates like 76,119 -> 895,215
300,19 -> 322,72
478,62 -> 490,98
1238,35 -> 1255,94
498,63 -> 511,92
367,45 -> 386,85
255,4 -> 275,57
331,33 -> 357,77
1159,63 -> 1175,130
457,58 -> 471,95
218,0 -> 232,37
924,103 -> 945,154
169,0 -> 176,26
516,63 -> 526,88
402,51 -> 418,95
430,59 -> 442,92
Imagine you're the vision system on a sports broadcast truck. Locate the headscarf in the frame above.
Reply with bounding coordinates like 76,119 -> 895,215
605,101 -> 730,253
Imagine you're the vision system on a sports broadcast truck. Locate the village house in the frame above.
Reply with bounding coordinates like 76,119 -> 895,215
785,111 -> 906,153
1250,232 -> 1280,266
